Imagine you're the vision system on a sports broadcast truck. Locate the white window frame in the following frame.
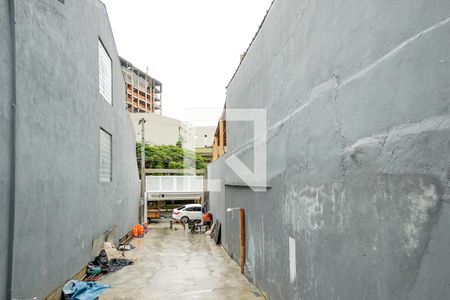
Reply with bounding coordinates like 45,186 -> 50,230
99,128 -> 112,182
98,39 -> 112,105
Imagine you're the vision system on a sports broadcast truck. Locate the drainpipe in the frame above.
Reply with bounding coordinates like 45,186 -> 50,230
7,0 -> 17,298
227,207 -> 246,274
239,208 -> 245,274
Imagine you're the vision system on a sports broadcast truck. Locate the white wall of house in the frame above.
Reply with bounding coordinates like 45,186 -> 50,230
130,113 -> 183,146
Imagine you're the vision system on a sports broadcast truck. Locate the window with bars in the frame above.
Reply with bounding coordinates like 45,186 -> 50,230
99,128 -> 112,182
98,39 -> 112,104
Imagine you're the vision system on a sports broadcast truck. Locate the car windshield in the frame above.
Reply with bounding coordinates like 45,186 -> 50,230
175,206 -> 185,211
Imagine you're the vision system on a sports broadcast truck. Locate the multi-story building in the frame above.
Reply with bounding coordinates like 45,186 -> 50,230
120,57 -> 162,114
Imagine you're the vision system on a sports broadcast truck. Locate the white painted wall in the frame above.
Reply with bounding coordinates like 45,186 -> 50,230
130,113 -> 182,146
193,126 -> 215,148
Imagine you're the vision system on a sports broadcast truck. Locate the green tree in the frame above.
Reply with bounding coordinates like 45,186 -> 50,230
136,144 -> 207,172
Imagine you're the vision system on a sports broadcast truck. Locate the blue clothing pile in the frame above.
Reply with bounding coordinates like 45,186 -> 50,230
62,280 -> 110,300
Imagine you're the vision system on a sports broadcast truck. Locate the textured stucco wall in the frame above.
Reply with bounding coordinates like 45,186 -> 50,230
0,0 -> 12,298
0,1 -> 140,298
208,0 -> 450,299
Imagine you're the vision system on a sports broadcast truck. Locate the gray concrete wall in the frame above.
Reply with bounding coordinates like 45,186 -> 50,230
2,1 -> 140,298
0,0 -> 12,298
207,158 -> 227,245
208,0 -> 450,299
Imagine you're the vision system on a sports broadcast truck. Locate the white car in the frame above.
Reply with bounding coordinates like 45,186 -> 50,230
172,204 -> 202,222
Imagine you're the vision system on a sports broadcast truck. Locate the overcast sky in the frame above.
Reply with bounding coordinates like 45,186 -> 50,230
102,0 -> 273,124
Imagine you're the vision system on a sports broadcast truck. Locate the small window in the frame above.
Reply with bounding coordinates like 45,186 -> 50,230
193,207 -> 202,212
98,39 -> 112,104
185,207 -> 194,211
99,129 -> 112,182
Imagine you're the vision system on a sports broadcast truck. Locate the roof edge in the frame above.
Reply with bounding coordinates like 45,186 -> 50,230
226,0 -> 276,89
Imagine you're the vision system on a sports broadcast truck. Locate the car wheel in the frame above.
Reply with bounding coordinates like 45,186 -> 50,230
181,216 -> 189,223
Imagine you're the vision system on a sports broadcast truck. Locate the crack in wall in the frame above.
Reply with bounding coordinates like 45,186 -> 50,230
339,15 -> 450,88
226,15 -> 450,162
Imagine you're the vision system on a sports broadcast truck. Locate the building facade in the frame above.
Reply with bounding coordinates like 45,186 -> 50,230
194,126 -> 215,149
129,113 -> 215,157
120,57 -> 162,114
208,1 -> 450,299
212,109 -> 226,161
194,126 -> 215,163
129,113 -> 184,146
1,1 -> 140,298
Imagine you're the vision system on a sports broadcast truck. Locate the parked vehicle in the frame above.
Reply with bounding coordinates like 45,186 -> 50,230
172,204 -> 202,222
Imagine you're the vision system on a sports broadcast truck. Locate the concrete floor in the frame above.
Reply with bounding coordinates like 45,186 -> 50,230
101,223 -> 264,300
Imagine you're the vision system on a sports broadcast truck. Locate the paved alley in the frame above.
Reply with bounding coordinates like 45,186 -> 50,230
101,223 -> 264,300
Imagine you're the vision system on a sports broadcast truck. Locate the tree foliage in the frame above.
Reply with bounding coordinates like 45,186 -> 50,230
136,144 -> 207,171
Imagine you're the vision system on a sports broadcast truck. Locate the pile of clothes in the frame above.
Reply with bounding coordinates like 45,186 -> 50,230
85,249 -> 134,281
63,244 -> 135,299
